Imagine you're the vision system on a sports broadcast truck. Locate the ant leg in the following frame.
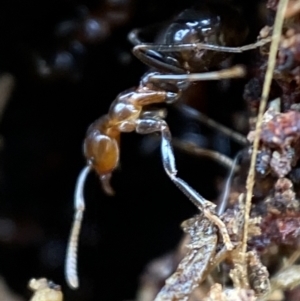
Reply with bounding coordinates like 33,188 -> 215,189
217,151 -> 242,215
172,138 -> 239,171
100,173 -> 115,196
132,46 -> 185,73
175,104 -> 248,146
134,36 -> 272,54
147,65 -> 246,82
136,118 -> 233,250
128,28 -> 143,46
65,165 -> 92,289
128,24 -> 165,46
141,108 -> 167,120
141,135 -> 238,170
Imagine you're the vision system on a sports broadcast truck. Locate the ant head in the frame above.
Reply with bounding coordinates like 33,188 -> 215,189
164,7 -> 221,46
162,2 -> 248,71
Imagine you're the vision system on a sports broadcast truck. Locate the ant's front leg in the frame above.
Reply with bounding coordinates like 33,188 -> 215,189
132,45 -> 185,74
136,117 -> 233,251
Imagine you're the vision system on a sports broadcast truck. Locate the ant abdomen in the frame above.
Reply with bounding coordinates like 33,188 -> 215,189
84,116 -> 120,177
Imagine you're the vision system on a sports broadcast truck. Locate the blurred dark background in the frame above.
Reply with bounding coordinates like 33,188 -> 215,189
0,0 -> 265,300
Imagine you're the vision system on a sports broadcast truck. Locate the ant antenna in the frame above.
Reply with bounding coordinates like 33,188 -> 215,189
134,37 -> 272,54
65,165 -> 91,289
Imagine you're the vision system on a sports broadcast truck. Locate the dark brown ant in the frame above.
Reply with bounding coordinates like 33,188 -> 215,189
65,0 -> 272,289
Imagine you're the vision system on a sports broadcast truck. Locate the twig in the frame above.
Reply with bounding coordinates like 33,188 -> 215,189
241,0 -> 289,278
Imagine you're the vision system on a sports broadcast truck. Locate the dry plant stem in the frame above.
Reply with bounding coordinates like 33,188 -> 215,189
242,0 -> 289,277
203,209 -> 232,250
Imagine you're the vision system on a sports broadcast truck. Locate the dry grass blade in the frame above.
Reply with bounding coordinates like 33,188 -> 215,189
242,0 -> 289,271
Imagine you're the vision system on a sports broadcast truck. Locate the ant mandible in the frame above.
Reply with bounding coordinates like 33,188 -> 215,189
65,0 -> 271,289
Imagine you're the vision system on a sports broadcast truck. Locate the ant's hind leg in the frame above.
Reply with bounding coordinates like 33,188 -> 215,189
136,118 -> 233,250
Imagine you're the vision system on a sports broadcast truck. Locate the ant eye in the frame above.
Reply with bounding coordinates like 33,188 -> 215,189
165,23 -> 192,45
174,28 -> 191,43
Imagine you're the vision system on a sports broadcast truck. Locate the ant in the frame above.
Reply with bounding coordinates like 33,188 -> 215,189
65,0 -> 272,289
